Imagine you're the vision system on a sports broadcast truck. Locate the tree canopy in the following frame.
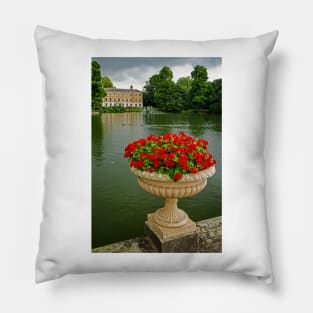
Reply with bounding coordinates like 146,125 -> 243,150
190,65 -> 210,109
175,77 -> 192,109
209,79 -> 222,113
91,61 -> 106,112
102,76 -> 114,88
154,66 -> 180,112
143,65 -> 221,113
143,74 -> 159,107
144,66 -> 182,112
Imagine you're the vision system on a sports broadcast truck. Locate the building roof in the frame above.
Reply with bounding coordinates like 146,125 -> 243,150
104,88 -> 142,93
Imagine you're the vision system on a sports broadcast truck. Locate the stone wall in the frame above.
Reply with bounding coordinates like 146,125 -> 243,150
92,216 -> 222,253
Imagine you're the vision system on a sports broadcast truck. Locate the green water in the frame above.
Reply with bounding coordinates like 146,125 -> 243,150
92,112 -> 222,249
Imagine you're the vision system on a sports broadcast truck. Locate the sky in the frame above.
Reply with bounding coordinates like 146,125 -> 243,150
92,57 -> 222,90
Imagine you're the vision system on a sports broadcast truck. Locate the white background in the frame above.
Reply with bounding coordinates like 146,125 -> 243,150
0,0 -> 312,312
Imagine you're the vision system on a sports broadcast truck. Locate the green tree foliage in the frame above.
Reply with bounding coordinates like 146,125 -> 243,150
208,79 -> 222,113
143,74 -> 160,107
190,65 -> 210,109
102,76 -> 114,88
142,64 -> 221,113
154,66 -> 181,112
143,67 -> 183,112
175,77 -> 192,108
92,61 -> 105,112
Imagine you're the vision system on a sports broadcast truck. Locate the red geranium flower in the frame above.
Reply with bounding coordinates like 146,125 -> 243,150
125,143 -> 137,153
130,160 -> 137,167
153,160 -> 160,169
158,153 -> 168,160
168,152 -> 175,160
173,173 -> 182,181
164,160 -> 175,167
136,160 -> 144,168
181,163 -> 189,171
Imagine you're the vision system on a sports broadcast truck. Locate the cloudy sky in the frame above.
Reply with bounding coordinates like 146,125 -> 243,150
92,57 -> 222,90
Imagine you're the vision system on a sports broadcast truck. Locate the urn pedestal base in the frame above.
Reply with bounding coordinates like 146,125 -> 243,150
147,210 -> 197,240
145,221 -> 198,253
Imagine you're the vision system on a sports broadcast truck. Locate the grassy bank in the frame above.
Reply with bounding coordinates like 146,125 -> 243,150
93,106 -> 143,114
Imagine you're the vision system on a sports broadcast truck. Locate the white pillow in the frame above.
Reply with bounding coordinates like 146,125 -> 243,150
35,25 -> 278,283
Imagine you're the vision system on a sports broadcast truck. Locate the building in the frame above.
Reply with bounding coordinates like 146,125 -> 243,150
103,85 -> 143,108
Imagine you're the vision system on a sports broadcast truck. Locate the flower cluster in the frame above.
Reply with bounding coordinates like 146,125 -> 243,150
124,131 -> 216,181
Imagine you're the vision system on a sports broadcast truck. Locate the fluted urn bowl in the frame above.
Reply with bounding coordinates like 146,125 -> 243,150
130,166 -> 216,239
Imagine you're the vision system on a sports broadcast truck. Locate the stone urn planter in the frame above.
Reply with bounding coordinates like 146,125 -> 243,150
130,166 -> 216,240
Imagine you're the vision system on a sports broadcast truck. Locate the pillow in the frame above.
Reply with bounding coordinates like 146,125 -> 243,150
35,25 -> 278,283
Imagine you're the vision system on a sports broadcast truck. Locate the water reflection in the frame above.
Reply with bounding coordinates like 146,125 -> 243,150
92,112 -> 222,248
92,114 -> 105,166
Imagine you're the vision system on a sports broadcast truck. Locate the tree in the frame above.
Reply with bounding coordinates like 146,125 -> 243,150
208,79 -> 222,113
143,67 -> 181,111
175,77 -> 192,109
92,61 -> 105,112
190,65 -> 210,109
154,66 -> 181,112
143,74 -> 160,107
102,76 -> 114,88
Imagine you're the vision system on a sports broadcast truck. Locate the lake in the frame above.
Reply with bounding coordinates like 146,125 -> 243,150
92,112 -> 222,249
